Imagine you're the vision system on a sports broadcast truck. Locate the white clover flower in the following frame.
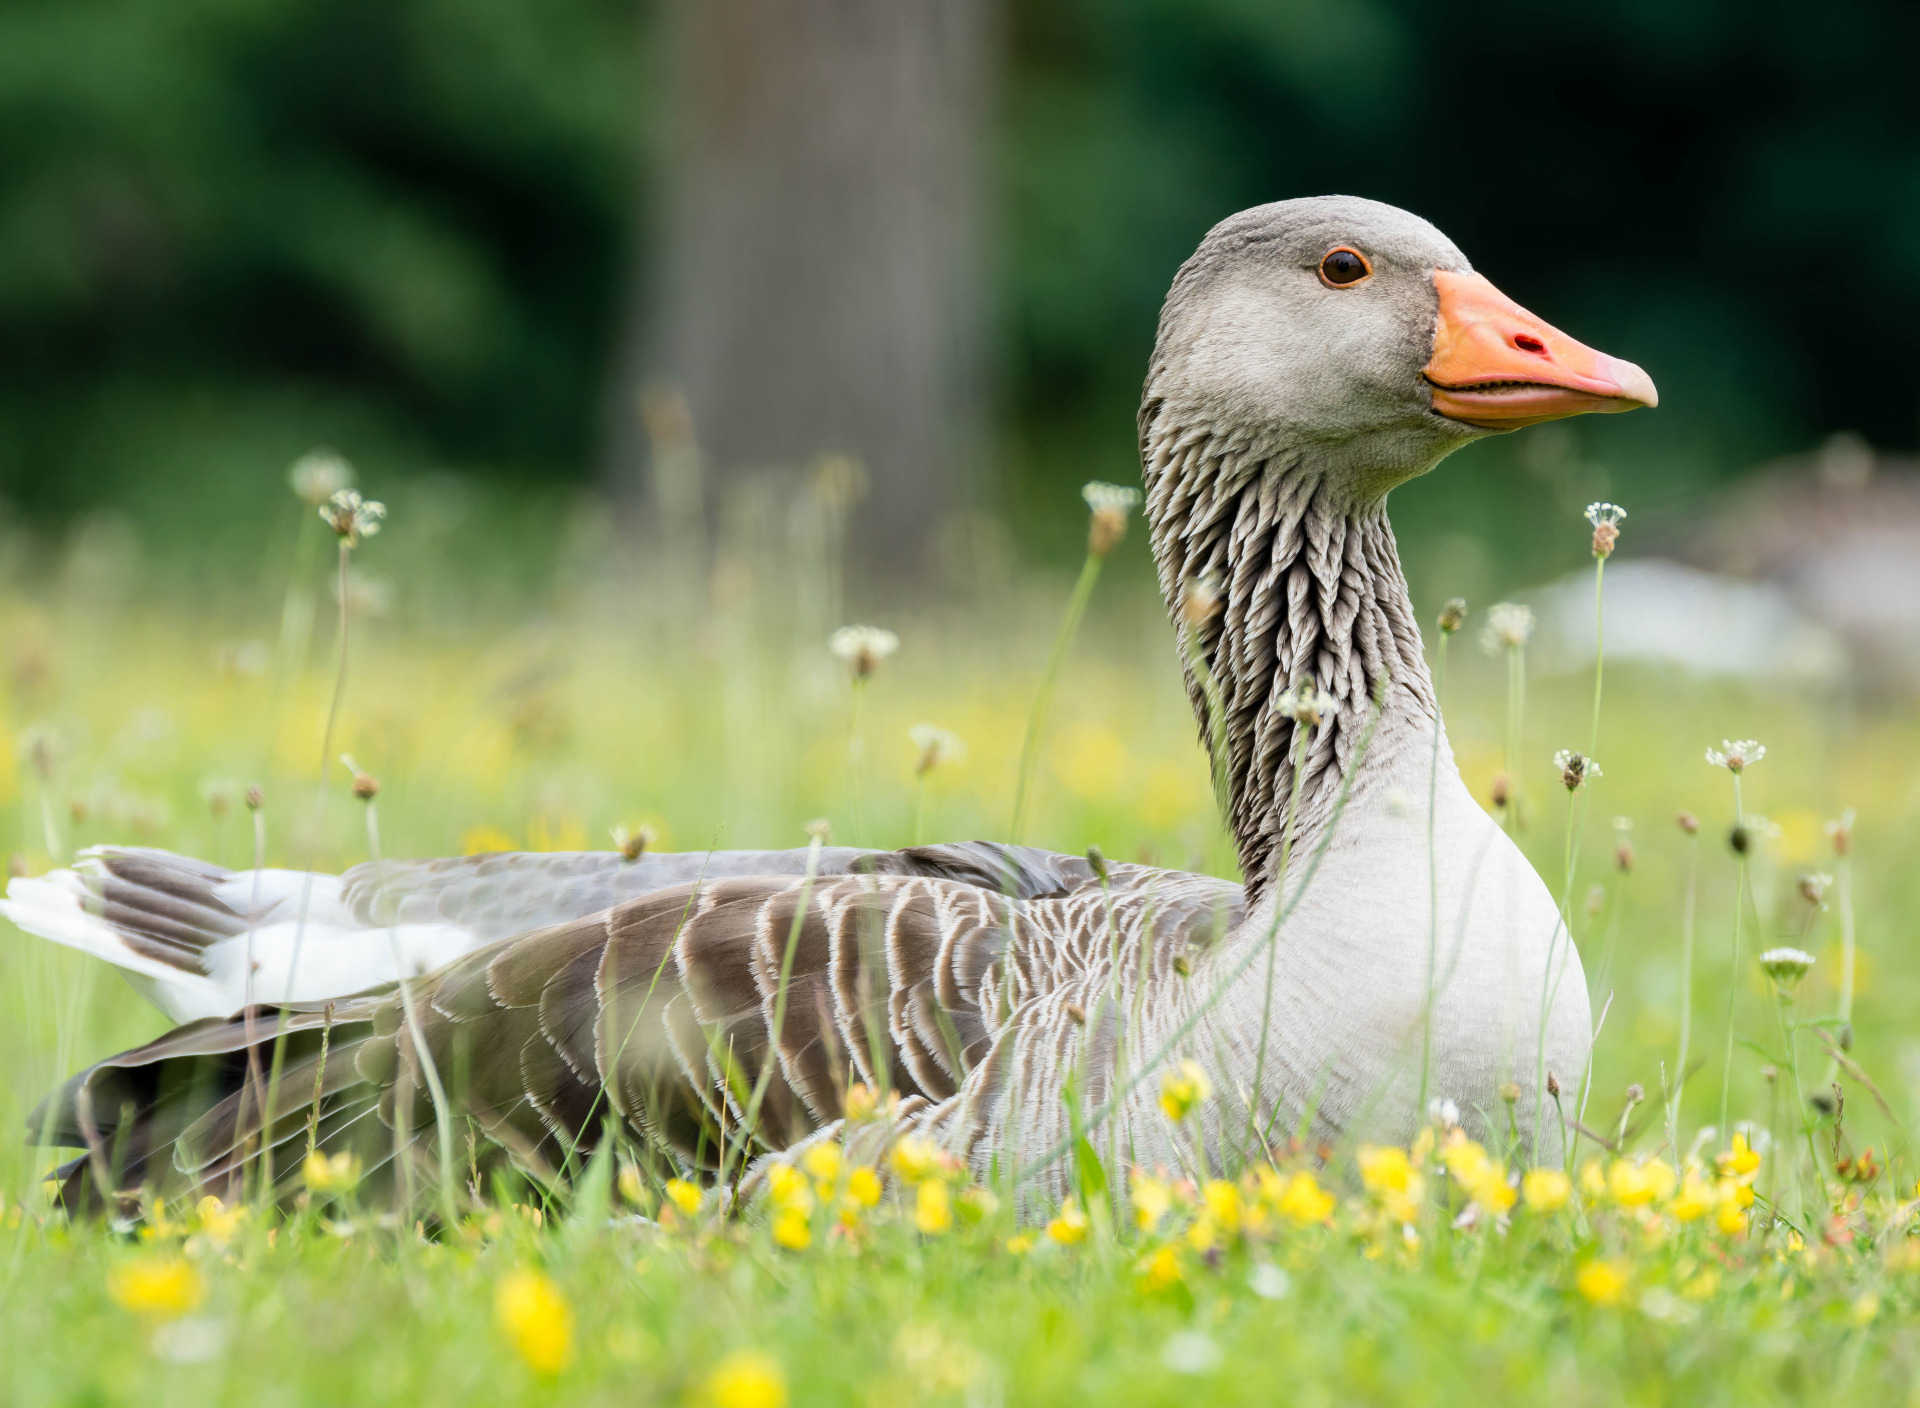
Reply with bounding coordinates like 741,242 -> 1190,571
1704,739 -> 1766,773
909,723 -> 965,778
1081,481 -> 1142,515
319,489 -> 386,547
1758,946 -> 1815,990
1585,502 -> 1627,558
289,450 -> 354,506
1479,602 -> 1534,655
1552,749 -> 1600,790
1797,872 -> 1833,906
1082,481 -> 1142,557
829,625 -> 899,680
1180,570 -> 1224,626
1275,679 -> 1333,730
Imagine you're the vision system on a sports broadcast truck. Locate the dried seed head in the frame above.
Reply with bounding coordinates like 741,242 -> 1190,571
289,450 -> 355,507
1676,810 -> 1699,835
1179,571 -> 1223,627
1546,1071 -> 1561,1098
908,723 -> 965,778
1827,808 -> 1855,857
828,625 -> 899,681
1759,946 -> 1815,991
1480,602 -> 1535,654
1729,824 -> 1752,856
244,784 -> 263,812
1704,739 -> 1765,773
350,772 -> 379,801
1081,482 -> 1142,557
804,818 -> 833,844
1615,840 -> 1635,873
1625,1083 -> 1645,1105
1552,749 -> 1600,791
1084,844 -> 1109,883
1065,1003 -> 1086,1026
1797,872 -> 1833,906
1436,598 -> 1468,635
612,823 -> 657,863
1585,502 -> 1626,558
1489,771 -> 1511,809
1499,1082 -> 1521,1106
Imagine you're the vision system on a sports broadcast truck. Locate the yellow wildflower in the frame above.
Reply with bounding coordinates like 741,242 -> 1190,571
915,1180 -> 953,1235
1130,1171 -> 1172,1231
704,1350 -> 789,1408
801,1142 -> 842,1185
1669,1172 -> 1715,1223
495,1270 -> 575,1377
1272,1171 -> 1336,1227
766,1164 -> 814,1214
771,1207 -> 812,1251
1203,1180 -> 1243,1236
845,1167 -> 882,1209
193,1195 -> 247,1249
1577,1159 -> 1607,1199
1186,1216 -> 1219,1253
303,1150 -> 362,1195
106,1256 -> 205,1320
1135,1245 -> 1183,1292
1046,1197 -> 1090,1246
1714,1192 -> 1747,1236
1575,1260 -> 1629,1307
1608,1158 -> 1676,1207
1159,1060 -> 1212,1122
1359,1145 -> 1414,1194
1521,1168 -> 1571,1214
1717,1132 -> 1761,1179
844,1083 -> 879,1122
617,1164 -> 651,1210
890,1136 -> 941,1184
1005,1234 -> 1034,1255
1358,1145 -> 1425,1222
1444,1139 -> 1514,1214
665,1179 -> 704,1218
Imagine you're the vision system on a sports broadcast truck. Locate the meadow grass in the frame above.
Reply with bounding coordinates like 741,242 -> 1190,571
3,492 -> 1919,1405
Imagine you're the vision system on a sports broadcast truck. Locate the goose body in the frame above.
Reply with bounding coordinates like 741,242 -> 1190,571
9,196 -> 1655,1203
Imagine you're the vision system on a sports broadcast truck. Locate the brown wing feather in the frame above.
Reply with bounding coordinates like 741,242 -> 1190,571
35,845 -> 1238,1209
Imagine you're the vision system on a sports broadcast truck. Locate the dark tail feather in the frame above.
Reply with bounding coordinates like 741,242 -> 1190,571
29,998 -> 387,1211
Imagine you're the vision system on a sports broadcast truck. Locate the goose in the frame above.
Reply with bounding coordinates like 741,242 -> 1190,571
8,196 -> 1656,1207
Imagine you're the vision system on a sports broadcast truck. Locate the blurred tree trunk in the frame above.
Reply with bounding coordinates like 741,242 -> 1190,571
623,0 -> 991,589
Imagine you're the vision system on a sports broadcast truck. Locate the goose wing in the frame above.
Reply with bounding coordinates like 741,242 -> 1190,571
36,844 -> 1240,1202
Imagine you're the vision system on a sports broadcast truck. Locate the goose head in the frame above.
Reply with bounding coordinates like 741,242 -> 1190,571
1145,195 -> 1657,501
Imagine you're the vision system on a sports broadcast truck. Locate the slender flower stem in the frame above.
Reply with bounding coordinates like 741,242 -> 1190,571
1420,632 -> 1450,1115
361,782 -> 459,1225
261,540 -> 353,1197
1250,727 -> 1311,1153
1824,849 -> 1857,1088
1533,790 -> 1580,1161
847,679 -> 868,846
1588,555 -> 1606,761
1010,553 -> 1103,844
1719,774 -> 1746,1141
1668,830 -> 1699,1152
1180,630 -> 1232,826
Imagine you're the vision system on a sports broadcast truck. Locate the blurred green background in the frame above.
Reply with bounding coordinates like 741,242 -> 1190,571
5,0 -> 1917,591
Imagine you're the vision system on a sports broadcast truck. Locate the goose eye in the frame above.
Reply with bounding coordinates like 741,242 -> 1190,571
1319,247 -> 1372,287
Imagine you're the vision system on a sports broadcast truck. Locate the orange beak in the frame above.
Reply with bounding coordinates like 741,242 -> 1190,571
1424,270 -> 1658,429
